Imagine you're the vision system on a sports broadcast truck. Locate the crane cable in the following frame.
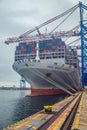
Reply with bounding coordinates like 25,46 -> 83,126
50,6 -> 78,34
19,4 -> 79,38
67,38 -> 80,46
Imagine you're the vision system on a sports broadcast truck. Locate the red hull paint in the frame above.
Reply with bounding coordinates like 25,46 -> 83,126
26,89 -> 68,97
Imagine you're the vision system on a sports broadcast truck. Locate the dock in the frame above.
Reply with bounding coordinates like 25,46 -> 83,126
3,90 -> 87,130
72,90 -> 87,130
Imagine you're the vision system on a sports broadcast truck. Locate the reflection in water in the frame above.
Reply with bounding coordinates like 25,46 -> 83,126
20,90 -> 26,97
19,89 -> 31,97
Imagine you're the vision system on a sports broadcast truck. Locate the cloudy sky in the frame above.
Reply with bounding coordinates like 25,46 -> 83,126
0,0 -> 86,87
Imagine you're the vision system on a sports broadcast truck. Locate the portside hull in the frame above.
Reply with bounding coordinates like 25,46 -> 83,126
26,89 -> 67,96
13,60 -> 81,96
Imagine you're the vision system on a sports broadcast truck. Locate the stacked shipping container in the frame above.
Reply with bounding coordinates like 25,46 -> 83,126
15,37 -> 78,68
15,38 -> 65,54
65,46 -> 78,68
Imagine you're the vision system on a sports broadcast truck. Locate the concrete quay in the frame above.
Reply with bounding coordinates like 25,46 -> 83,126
4,91 -> 87,130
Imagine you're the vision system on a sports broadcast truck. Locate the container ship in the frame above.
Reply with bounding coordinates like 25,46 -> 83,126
12,34 -> 81,96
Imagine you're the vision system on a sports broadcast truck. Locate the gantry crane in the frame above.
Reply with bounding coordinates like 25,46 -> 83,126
79,2 -> 87,87
5,2 -> 87,87
5,3 -> 79,44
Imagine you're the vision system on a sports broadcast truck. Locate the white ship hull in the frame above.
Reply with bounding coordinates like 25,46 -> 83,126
13,58 -> 81,96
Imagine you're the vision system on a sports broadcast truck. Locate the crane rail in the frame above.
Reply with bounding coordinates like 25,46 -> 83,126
38,93 -> 82,130
4,93 -> 82,130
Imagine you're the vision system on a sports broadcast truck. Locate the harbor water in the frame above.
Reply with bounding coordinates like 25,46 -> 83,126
0,90 -> 66,130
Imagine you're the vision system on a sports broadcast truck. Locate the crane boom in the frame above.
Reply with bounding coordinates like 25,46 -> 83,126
5,28 -> 80,44
5,3 -> 79,45
19,3 -> 78,38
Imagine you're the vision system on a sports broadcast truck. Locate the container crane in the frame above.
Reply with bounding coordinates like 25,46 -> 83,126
79,2 -> 87,87
20,77 -> 26,89
5,26 -> 80,44
5,3 -> 79,44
